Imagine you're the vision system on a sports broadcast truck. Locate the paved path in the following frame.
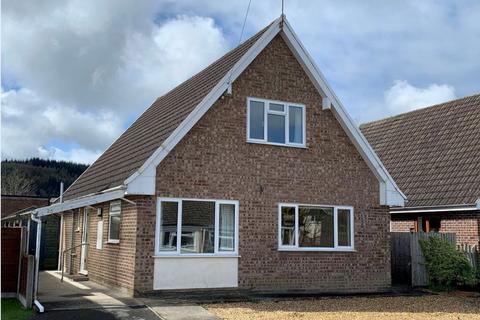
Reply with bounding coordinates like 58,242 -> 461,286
34,271 -> 159,319
34,271 -> 218,320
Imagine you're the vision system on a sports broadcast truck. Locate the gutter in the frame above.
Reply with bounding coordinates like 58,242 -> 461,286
391,203 -> 479,214
35,186 -> 126,217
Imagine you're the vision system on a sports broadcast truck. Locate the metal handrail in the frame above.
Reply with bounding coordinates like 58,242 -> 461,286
60,243 -> 89,282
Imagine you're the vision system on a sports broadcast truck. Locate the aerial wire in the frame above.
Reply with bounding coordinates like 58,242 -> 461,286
227,0 -> 252,94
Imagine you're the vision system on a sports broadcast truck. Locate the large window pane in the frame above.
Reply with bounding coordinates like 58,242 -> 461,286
289,106 -> 303,144
159,202 -> 178,251
181,201 -> 215,254
299,207 -> 334,248
338,209 -> 351,247
249,101 -> 265,139
281,207 -> 295,246
219,204 -> 235,251
267,114 -> 286,143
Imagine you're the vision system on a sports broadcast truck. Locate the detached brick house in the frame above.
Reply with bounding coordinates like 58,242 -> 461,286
361,94 -> 480,247
34,17 -> 405,296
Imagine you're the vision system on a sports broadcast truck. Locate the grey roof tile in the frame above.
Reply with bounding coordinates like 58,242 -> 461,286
361,94 -> 480,207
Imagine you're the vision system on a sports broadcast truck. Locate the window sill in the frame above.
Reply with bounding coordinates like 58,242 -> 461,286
107,240 -> 120,244
153,254 -> 240,258
247,140 -> 307,149
278,247 -> 356,252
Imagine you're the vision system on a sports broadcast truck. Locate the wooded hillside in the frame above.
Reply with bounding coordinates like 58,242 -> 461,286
1,158 -> 88,197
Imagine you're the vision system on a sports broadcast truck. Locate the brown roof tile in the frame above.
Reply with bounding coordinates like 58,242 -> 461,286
361,93 -> 480,207
63,24 -> 271,200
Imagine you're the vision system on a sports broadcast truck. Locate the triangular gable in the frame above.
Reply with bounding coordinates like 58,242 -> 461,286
125,16 -> 405,206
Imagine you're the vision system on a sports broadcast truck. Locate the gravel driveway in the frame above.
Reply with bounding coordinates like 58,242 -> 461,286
206,292 -> 480,320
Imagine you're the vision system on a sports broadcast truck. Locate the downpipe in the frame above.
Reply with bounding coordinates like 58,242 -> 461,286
31,214 -> 45,313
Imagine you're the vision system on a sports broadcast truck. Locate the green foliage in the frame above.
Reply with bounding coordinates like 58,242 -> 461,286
1,158 -> 88,197
1,298 -> 33,320
419,235 -> 477,290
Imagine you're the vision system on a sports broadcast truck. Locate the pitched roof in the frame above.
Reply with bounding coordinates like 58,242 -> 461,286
52,16 -> 404,210
361,94 -> 480,208
63,24 -> 272,200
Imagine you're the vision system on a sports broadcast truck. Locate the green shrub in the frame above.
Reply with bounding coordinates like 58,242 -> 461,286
419,235 -> 477,290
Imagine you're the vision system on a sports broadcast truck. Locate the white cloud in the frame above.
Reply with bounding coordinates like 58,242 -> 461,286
2,0 -> 479,161
2,0 -> 229,164
1,88 -> 122,163
38,146 -> 102,165
384,80 -> 456,113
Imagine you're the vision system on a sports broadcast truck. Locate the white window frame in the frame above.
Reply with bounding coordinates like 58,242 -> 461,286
247,97 -> 306,148
278,203 -> 354,252
107,200 -> 121,244
155,198 -> 239,257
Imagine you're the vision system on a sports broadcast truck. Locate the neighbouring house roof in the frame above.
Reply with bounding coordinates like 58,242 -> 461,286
39,16 -> 405,216
1,195 -> 50,219
361,93 -> 480,208
63,23 -> 272,201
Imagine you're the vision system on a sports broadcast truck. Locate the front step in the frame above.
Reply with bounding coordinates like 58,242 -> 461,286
71,274 -> 89,282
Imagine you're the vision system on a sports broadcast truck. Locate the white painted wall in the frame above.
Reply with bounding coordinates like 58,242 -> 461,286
153,257 -> 238,290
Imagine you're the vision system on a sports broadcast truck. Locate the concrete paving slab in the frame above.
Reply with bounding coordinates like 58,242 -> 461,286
30,306 -> 160,320
34,271 -> 160,319
140,298 -> 218,320
147,305 -> 218,320
38,271 -> 140,310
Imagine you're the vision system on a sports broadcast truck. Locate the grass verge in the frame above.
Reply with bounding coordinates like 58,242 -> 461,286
1,298 -> 33,320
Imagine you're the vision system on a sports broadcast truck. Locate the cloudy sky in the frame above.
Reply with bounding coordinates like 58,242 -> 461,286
2,0 -> 479,164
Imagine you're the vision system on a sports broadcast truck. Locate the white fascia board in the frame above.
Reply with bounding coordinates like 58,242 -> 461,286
124,17 -> 283,195
391,205 -> 479,214
280,18 -> 405,207
34,188 -> 126,217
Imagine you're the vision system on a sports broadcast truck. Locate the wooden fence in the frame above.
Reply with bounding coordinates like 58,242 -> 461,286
391,232 -> 456,287
458,244 -> 478,270
1,227 -> 35,308
1,228 -> 22,294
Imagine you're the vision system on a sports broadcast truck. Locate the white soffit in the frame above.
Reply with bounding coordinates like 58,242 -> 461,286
35,188 -> 126,217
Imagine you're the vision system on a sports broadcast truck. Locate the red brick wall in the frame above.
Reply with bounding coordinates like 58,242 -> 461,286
62,209 -> 82,274
390,219 -> 415,232
391,211 -> 480,246
133,35 -> 392,293
133,196 -> 156,294
60,197 -> 144,294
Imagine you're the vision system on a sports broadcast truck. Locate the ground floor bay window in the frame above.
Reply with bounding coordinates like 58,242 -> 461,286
278,203 -> 354,251
153,198 -> 239,290
155,198 -> 239,256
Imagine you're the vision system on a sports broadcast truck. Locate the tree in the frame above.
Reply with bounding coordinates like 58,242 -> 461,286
1,168 -> 34,195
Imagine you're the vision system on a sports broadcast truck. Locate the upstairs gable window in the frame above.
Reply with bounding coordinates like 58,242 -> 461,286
247,98 -> 306,147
